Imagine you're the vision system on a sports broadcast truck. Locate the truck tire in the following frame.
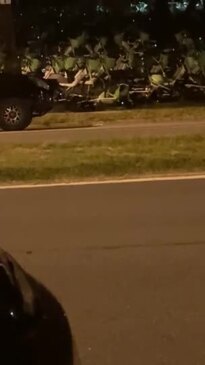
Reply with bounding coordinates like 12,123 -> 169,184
0,99 -> 32,131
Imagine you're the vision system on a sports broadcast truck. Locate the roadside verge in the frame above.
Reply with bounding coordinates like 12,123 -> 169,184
31,105 -> 205,130
0,135 -> 205,184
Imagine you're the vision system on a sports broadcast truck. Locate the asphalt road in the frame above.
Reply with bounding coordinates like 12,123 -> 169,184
1,120 -> 205,143
1,179 -> 205,365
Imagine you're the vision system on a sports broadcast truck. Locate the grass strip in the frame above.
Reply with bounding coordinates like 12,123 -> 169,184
32,105 -> 205,130
0,135 -> 205,183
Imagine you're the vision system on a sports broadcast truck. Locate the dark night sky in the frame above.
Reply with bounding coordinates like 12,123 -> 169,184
13,0 -> 205,45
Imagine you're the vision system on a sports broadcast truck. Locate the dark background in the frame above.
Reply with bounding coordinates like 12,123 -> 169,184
13,1 -> 205,45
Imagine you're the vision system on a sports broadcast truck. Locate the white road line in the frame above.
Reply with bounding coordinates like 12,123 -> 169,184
0,174 -> 205,190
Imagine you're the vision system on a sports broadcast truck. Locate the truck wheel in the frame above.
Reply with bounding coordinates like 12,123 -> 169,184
0,99 -> 32,131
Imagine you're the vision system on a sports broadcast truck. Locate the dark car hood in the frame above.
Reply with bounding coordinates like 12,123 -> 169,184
0,248 -> 35,316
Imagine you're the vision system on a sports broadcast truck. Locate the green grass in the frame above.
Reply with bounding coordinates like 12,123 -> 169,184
0,135 -> 205,183
31,104 -> 205,130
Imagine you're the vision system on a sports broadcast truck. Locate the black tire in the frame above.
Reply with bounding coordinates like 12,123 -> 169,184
0,99 -> 32,131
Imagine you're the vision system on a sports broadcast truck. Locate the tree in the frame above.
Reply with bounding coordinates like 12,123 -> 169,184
102,0 -> 130,15
151,0 -> 171,16
186,0 -> 199,13
0,0 -> 20,73
150,0 -> 174,46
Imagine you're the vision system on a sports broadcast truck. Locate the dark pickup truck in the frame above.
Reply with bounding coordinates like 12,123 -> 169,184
0,73 -> 59,131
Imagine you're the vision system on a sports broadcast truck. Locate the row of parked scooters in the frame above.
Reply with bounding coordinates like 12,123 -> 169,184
21,44 -> 205,111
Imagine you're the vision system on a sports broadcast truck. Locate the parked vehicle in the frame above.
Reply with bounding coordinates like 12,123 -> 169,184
0,73 -> 60,131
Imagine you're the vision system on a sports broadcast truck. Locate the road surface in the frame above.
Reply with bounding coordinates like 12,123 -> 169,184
1,179 -> 205,365
1,120 -> 205,143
